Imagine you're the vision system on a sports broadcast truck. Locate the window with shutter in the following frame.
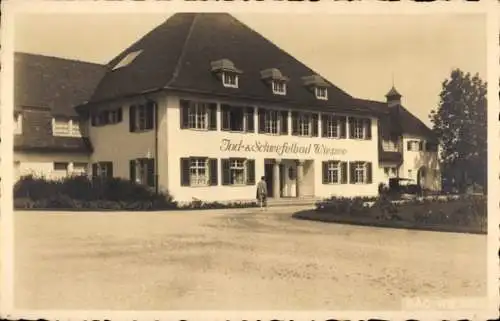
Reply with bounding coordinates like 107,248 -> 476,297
341,162 -> 348,184
180,100 -> 190,129
221,105 -> 231,131
291,111 -> 299,135
129,105 -> 137,132
208,103 -> 217,130
246,159 -> 255,185
246,107 -> 255,133
322,161 -> 328,184
145,101 -> 155,130
280,110 -> 288,135
180,158 -> 191,186
189,157 -> 209,186
209,158 -> 218,186
349,162 -> 355,184
348,117 -> 355,139
321,115 -> 328,137
366,162 -> 372,184
365,118 -> 372,140
221,159 -> 231,185
311,114 -> 318,137
258,108 -> 265,133
340,117 -> 347,138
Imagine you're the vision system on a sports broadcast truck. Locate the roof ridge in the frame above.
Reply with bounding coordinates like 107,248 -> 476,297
15,51 -> 105,67
165,14 -> 199,88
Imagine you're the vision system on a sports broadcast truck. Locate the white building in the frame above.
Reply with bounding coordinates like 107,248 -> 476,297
13,13 -> 441,203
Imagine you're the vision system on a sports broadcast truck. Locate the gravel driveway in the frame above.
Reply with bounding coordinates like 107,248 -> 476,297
14,207 -> 487,310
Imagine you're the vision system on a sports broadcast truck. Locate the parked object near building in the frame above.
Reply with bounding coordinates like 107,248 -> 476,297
12,13 -> 441,203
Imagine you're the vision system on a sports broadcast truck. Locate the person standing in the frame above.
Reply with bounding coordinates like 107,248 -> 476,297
256,176 -> 268,210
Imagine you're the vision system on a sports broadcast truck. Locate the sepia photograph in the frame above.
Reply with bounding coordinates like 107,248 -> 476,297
1,2 -> 496,318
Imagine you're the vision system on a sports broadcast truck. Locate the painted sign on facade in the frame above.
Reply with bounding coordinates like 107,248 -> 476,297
220,139 -> 347,156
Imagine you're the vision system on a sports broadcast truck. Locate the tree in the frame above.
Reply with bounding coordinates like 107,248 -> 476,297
429,69 -> 487,193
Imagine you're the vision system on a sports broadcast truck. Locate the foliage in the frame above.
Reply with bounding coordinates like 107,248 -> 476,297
315,197 -> 370,216
429,69 -> 487,193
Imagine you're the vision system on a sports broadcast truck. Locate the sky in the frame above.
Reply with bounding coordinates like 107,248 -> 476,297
14,13 -> 486,127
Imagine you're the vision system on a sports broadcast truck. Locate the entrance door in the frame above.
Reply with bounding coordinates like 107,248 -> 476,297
264,163 -> 274,197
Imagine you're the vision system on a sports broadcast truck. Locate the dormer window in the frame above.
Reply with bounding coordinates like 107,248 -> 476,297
260,68 -> 289,96
315,87 -> 328,100
211,59 -> 242,89
272,81 -> 286,95
222,72 -> 238,88
112,50 -> 143,70
302,74 -> 330,101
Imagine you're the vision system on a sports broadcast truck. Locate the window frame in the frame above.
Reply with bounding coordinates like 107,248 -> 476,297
272,80 -> 287,95
265,109 -> 280,135
353,162 -> 366,184
189,157 -> 209,187
326,161 -> 341,184
222,72 -> 239,88
298,113 -> 311,136
326,115 -> 340,139
352,118 -> 365,139
187,102 -> 209,130
229,158 -> 247,186
315,86 -> 328,100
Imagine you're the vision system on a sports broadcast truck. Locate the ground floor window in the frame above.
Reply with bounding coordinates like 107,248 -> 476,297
130,158 -> 155,187
349,161 -> 372,184
322,161 -> 347,184
180,157 -> 218,187
72,163 -> 88,176
221,158 -> 255,185
92,161 -> 113,179
384,167 -> 397,178
53,162 -> 69,175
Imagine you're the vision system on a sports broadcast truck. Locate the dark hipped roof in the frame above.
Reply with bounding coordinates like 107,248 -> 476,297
15,52 -> 107,117
89,13 -> 373,114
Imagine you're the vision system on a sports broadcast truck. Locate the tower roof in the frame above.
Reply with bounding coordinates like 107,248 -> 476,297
88,13 -> 363,112
385,86 -> 402,99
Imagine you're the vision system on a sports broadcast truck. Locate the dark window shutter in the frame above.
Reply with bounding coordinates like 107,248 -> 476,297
208,103 -> 217,130
311,113 -> 318,137
322,161 -> 328,184
246,107 -> 255,132
291,111 -> 299,135
180,158 -> 190,186
221,159 -> 231,185
341,162 -> 348,184
117,108 -> 123,123
419,141 -> 424,151
147,159 -> 155,187
91,114 -> 97,126
349,162 -> 355,184
321,114 -> 328,137
180,100 -> 190,129
246,159 -> 255,185
365,118 -> 372,139
209,158 -> 218,186
129,105 -> 136,132
129,160 -> 136,182
366,162 -> 372,184
407,141 -> 412,151
340,116 -> 347,138
280,110 -> 288,135
221,104 -> 230,131
259,108 -> 266,133
92,163 -> 98,179
103,111 -> 110,125
146,101 -> 155,130
107,162 -> 113,179
348,117 -> 355,138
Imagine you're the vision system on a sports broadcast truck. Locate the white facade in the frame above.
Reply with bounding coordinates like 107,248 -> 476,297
14,151 -> 90,181
88,92 -> 381,203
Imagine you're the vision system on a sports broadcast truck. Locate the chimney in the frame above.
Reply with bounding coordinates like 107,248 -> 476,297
385,86 -> 402,108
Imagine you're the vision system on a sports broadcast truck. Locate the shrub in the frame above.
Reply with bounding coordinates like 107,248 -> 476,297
315,197 -> 369,216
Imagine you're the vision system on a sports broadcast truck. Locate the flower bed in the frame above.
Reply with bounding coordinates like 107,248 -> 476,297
293,195 -> 487,234
14,175 -> 258,211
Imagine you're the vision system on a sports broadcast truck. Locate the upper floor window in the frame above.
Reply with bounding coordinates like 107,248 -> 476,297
321,114 -> 346,139
348,117 -> 372,140
272,80 -> 287,95
180,100 -> 217,131
315,87 -> 328,100
221,105 -> 254,133
221,158 -> 256,186
291,111 -> 318,137
14,112 -> 22,135
258,108 -> 288,135
180,157 -> 218,187
222,72 -> 239,88
52,118 -> 83,137
211,59 -> 242,89
130,102 -> 155,132
130,158 -> 155,187
382,140 -> 399,152
91,108 -> 123,127
407,140 -> 423,151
